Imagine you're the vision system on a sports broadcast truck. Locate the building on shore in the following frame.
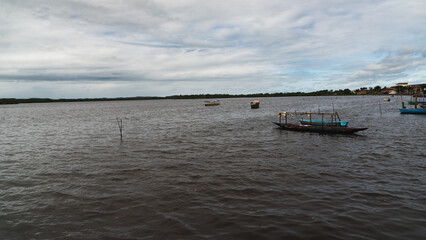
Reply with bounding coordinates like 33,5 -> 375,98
389,83 -> 426,94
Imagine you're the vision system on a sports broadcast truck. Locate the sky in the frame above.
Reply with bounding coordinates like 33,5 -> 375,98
1,0 -> 426,98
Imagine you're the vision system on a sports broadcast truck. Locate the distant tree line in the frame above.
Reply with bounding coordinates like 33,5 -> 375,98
0,89 -> 358,104
167,89 -> 355,99
0,96 -> 162,104
353,84 -> 426,95
353,86 -> 386,95
2,84 -> 425,104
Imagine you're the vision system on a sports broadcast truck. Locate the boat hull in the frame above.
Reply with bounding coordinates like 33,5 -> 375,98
399,109 -> 426,114
250,101 -> 260,108
204,100 -> 220,106
273,122 -> 367,134
205,103 -> 220,106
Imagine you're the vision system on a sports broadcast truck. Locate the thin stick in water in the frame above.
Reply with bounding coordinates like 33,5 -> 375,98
116,117 -> 123,142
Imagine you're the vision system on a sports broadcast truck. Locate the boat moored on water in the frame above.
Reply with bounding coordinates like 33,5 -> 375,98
204,100 -> 220,106
399,108 -> 426,114
400,94 -> 426,114
273,111 -> 367,134
250,100 -> 260,108
408,101 -> 426,105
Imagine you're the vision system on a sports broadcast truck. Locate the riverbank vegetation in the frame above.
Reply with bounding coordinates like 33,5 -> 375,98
1,85 -> 424,104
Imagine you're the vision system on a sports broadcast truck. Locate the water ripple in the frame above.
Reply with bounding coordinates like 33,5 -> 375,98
0,97 -> 425,239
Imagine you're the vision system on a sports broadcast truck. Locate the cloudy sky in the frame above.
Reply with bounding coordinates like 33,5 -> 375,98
1,0 -> 426,98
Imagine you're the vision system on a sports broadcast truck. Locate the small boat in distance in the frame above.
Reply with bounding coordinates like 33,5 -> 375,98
250,100 -> 260,108
273,111 -> 367,134
384,98 -> 390,101
205,100 -> 220,106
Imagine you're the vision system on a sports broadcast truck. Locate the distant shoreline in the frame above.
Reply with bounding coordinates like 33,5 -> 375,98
0,92 -> 402,105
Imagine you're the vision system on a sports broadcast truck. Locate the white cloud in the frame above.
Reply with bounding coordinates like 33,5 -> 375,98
0,0 -> 426,98
348,48 -> 426,86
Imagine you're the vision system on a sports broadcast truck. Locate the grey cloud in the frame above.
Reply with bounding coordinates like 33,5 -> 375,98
349,48 -> 426,86
1,0 -> 426,97
0,74 -> 124,82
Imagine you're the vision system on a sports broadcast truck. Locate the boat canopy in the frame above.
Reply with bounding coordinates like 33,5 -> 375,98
277,111 -> 340,117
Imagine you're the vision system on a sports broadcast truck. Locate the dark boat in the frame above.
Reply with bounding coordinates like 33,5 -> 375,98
273,111 -> 368,134
250,100 -> 260,108
273,122 -> 368,133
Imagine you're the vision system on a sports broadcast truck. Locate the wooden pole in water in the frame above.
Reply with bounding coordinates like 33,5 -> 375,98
116,117 -> 123,142
414,94 -> 417,109
379,100 -> 382,115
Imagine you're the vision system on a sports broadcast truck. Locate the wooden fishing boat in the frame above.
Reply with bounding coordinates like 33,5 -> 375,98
273,112 -> 367,134
250,100 -> 260,108
273,122 -> 368,133
384,98 -> 391,101
204,100 -> 220,106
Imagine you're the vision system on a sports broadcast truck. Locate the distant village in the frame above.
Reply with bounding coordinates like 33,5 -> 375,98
354,83 -> 426,95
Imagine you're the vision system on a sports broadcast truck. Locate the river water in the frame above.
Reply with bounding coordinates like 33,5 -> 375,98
0,96 -> 425,239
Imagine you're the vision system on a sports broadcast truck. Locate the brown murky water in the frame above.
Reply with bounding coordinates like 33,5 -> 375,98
1,96 -> 425,239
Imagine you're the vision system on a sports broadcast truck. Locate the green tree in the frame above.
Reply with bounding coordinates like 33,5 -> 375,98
343,89 -> 352,95
373,85 -> 382,93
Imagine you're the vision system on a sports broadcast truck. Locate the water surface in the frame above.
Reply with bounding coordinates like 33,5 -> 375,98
1,96 -> 425,239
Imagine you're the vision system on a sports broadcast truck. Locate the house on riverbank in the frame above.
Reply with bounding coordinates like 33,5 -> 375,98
389,83 -> 426,94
